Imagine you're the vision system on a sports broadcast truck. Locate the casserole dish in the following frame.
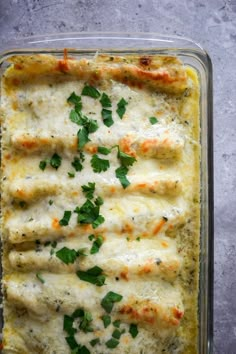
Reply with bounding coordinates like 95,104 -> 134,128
0,32 -> 213,354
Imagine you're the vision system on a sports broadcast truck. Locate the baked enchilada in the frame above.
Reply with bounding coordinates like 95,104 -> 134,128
0,52 -> 200,353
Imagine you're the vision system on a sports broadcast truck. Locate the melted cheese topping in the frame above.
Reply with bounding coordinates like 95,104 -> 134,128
1,53 -> 200,354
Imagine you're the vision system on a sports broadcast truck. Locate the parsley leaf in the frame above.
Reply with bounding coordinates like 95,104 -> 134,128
98,146 -> 111,155
72,156 -> 83,172
129,323 -> 138,338
90,338 -> 100,347
82,85 -> 101,99
102,109 -> 114,127
92,215 -> 105,229
69,109 -> 83,125
91,154 -> 110,173
88,234 -> 95,241
117,148 -> 136,167
116,98 -> 128,119
149,116 -> 158,125
77,128 -> 90,150
77,266 -> 106,286
105,338 -> 119,349
113,320 -> 121,328
77,248 -> 87,257
59,211 -> 72,226
74,199 -> 104,229
56,247 -> 77,264
78,310 -> 93,333
112,329 -> 123,340
65,336 -> 78,350
81,182 -> 95,199
90,235 -> 104,254
101,291 -> 123,313
100,92 -> 112,107
64,315 -> 76,336
39,160 -> 47,171
94,196 -> 104,206
115,166 -> 130,189
36,272 -> 45,284
68,171 -> 75,178
102,314 -> 111,328
78,346 -> 90,354
86,118 -> 98,133
67,92 -> 82,107
50,153 -> 62,170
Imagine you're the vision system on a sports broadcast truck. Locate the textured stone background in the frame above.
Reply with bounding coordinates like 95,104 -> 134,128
0,0 -> 236,353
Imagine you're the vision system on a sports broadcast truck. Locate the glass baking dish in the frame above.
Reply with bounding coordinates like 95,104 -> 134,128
0,32 -> 213,354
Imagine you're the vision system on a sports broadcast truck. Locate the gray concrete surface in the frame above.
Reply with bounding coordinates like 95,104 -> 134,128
0,0 -> 236,353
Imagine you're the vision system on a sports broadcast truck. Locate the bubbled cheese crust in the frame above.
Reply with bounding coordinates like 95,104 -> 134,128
1,53 -> 200,354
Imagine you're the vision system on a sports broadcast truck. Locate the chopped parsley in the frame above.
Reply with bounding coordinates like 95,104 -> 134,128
77,266 -> 106,286
88,234 -> 95,241
69,109 -> 83,125
78,310 -> 93,333
74,199 -> 105,229
82,85 -> 101,99
36,272 -> 45,284
102,108 -> 114,127
112,329 -> 123,340
39,160 -> 47,171
100,92 -> 112,107
115,166 -> 130,189
91,154 -> 110,173
117,148 -> 136,167
97,146 -> 111,155
102,314 -> 111,328
94,196 -> 104,206
101,291 -> 123,313
90,235 -> 104,254
149,116 -> 158,125
81,182 -> 95,199
71,156 -> 83,172
68,171 -> 75,178
49,199 -> 53,205
116,98 -> 128,119
90,338 -> 100,347
50,153 -> 62,170
59,210 -> 72,226
105,338 -> 119,349
113,319 -> 121,328
77,127 -> 90,149
56,247 -> 77,264
65,336 -> 78,350
64,315 -> 76,336
129,323 -> 138,338
67,92 -> 82,109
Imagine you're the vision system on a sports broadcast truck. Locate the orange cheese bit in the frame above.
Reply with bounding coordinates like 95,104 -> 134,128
52,218 -> 61,230
152,218 -> 167,235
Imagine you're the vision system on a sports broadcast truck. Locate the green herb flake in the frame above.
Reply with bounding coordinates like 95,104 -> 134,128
77,248 -> 87,257
77,266 -> 106,286
36,272 -> 45,284
67,92 -> 82,108
112,329 -> 122,340
149,117 -> 158,125
102,314 -> 111,328
59,210 -> 72,226
113,319 -> 121,328
136,237 -> 141,241
100,92 -> 112,107
79,346 -> 90,354
39,160 -> 47,171
49,200 -> 53,205
82,85 -> 100,99
91,154 -> 110,173
79,310 -> 93,333
129,323 -> 138,338
92,215 -> 105,229
105,338 -> 119,349
98,146 -> 111,155
50,153 -> 62,170
116,98 -> 128,119
69,109 -> 83,125
115,166 -> 130,189
81,182 -> 95,199
72,156 -> 83,172
117,149 -> 136,167
94,196 -> 104,206
56,247 -> 78,264
74,199 -> 105,229
102,108 -> 114,127
68,171 -> 75,178
90,338 -> 100,347
101,291 -> 123,313
51,240 -> 57,248
90,235 -> 104,254
77,127 -> 90,150
65,336 -> 78,350
88,234 -> 95,241
64,315 -> 76,335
